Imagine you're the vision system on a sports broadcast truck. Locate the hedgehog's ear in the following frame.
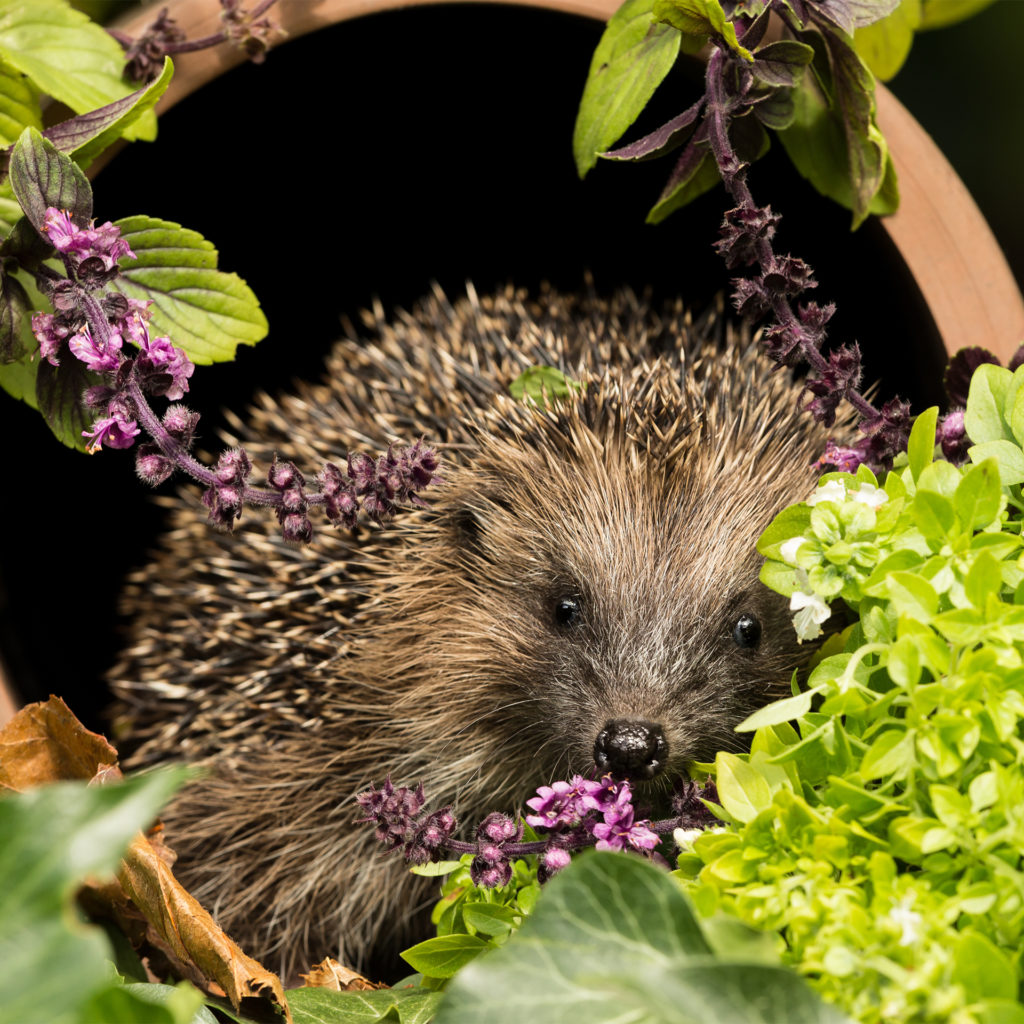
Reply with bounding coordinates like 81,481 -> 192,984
445,493 -> 512,562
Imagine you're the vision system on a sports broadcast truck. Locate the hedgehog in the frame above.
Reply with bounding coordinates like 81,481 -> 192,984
110,282 -> 838,982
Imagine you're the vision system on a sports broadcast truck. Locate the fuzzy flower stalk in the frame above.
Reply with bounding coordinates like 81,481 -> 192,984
356,774 -> 718,883
30,207 -> 440,543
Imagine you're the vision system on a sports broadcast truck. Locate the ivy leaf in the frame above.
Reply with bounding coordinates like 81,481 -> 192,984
114,215 -> 268,364
0,0 -> 155,142
652,0 -> 754,61
573,0 -> 681,177
9,126 -> 92,237
435,852 -> 850,1024
286,987 -> 443,1024
38,58 -> 174,170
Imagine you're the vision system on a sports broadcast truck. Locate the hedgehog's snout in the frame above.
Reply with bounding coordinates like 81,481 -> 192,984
593,719 -> 668,780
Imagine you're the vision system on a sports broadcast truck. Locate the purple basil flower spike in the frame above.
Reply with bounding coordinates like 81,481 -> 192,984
83,414 -> 140,453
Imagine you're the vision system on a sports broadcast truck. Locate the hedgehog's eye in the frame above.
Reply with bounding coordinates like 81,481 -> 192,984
554,596 -> 582,630
732,612 -> 761,649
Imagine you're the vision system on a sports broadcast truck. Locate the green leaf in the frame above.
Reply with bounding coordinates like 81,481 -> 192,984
652,0 -> 754,61
964,363 -> 1013,445
646,139 -> 719,222
757,504 -> 812,558
573,0 -> 681,177
859,727 -> 913,779
969,440 -> 1024,488
509,365 -> 581,404
81,982 -> 214,1024
882,570 -> 938,619
0,265 -> 27,361
954,458 -> 1002,531
0,769 -> 189,1024
0,53 -> 41,147
906,405 -> 938,481
114,215 -> 268,364
852,0 -> 921,81
435,853 -> 849,1024
400,934 -> 491,979
715,751 -> 773,822
965,550 -> 1003,609
42,57 -> 173,170
9,126 -> 92,236
910,489 -> 955,544
736,688 -> 815,731
462,902 -> 519,937
951,931 -> 1017,1002
286,987 -> 443,1024
0,0 -> 154,142
918,0 -> 996,30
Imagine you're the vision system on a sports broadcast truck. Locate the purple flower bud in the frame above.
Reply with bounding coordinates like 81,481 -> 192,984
84,385 -> 116,409
214,448 -> 252,484
162,405 -> 200,447
478,812 -> 519,844
763,255 -> 816,297
714,204 -> 780,269
268,459 -> 302,490
731,276 -> 772,319
136,444 -> 175,486
943,346 -> 1001,408
469,855 -> 512,888
858,398 -> 912,471
804,344 -> 862,428
937,409 -> 968,465
280,512 -> 313,544
32,312 -> 71,366
541,846 -> 572,873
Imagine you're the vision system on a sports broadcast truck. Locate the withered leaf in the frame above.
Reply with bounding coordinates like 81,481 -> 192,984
0,694 -> 117,790
300,957 -> 383,991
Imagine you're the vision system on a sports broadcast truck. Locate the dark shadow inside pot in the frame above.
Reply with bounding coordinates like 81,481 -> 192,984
0,3 -> 946,729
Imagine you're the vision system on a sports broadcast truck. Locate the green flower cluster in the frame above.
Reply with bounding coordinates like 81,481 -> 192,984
675,364 -> 1024,1023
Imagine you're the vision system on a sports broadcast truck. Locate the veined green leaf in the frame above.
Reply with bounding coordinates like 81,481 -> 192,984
114,215 -> 268,364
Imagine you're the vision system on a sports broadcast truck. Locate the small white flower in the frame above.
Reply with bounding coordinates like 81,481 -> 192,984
779,536 -> 808,564
790,588 -> 831,641
849,482 -> 888,509
673,827 -> 704,850
889,895 -> 923,947
807,480 -> 847,506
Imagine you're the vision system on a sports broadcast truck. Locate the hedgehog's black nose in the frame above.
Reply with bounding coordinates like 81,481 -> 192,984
593,719 -> 668,780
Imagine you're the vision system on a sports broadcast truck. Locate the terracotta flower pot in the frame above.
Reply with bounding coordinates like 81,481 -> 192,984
2,0 -> 1023,728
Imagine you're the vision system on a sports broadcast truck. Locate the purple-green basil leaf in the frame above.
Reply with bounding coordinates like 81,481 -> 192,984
600,97 -> 703,162
0,264 -> 27,361
41,58 -> 173,169
35,355 -> 99,450
752,39 -> 815,87
573,0 -> 681,178
799,0 -> 900,36
646,129 -> 716,223
9,127 -> 92,237
750,86 -> 796,130
114,215 -> 267,364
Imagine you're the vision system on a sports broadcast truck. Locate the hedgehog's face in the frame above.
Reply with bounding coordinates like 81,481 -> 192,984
425,375 -> 820,805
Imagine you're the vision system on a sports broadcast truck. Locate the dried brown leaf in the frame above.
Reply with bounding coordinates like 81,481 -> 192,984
118,832 -> 293,1023
300,957 -> 383,991
0,694 -> 118,790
